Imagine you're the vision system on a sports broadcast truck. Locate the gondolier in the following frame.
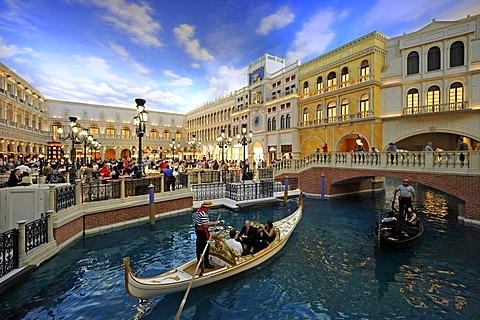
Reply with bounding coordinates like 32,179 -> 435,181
394,179 -> 415,216
195,200 -> 217,269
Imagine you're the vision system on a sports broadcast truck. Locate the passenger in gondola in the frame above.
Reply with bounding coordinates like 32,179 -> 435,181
263,220 -> 276,243
406,207 -> 418,226
237,220 -> 256,255
251,227 -> 269,253
224,229 -> 243,256
382,211 -> 397,223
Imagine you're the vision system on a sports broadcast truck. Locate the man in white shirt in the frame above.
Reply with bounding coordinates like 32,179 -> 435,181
225,229 -> 243,255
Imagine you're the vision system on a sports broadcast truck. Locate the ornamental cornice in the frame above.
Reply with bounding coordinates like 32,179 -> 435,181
0,128 -> 48,144
299,47 -> 387,81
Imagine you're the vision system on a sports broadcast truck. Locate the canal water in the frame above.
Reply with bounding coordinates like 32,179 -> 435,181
1,179 -> 479,319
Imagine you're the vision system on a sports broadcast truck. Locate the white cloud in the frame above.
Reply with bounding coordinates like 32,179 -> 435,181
191,63 -> 201,69
88,0 -> 162,47
174,24 -> 214,61
163,70 -> 193,87
285,9 -> 345,64
256,6 -> 295,35
108,41 -> 149,74
207,65 -> 247,99
0,37 -> 34,58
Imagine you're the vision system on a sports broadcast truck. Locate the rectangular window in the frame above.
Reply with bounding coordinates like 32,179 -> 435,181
281,145 -> 292,153
327,106 -> 336,121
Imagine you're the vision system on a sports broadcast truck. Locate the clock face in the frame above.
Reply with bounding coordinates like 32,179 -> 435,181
253,115 -> 261,129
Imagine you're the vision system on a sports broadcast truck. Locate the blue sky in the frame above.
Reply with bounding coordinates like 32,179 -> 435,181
0,0 -> 479,113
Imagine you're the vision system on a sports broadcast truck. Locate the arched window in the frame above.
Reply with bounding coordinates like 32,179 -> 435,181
106,125 -> 115,137
406,88 -> 419,114
359,94 -> 369,118
427,85 -> 440,112
327,72 -> 337,89
449,82 -> 464,110
163,130 -> 170,140
150,128 -> 158,139
407,51 -> 419,75
340,99 -> 349,121
303,81 -> 310,94
272,117 -> 277,130
360,60 -> 370,78
302,108 -> 309,124
341,67 -> 349,85
280,115 -> 285,129
285,114 -> 291,128
89,124 -> 99,136
316,104 -> 322,121
427,46 -> 441,71
121,126 -> 130,139
316,76 -> 323,91
327,102 -> 336,123
450,41 -> 464,67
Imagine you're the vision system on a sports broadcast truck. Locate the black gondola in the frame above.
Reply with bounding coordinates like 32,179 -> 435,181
375,201 -> 424,252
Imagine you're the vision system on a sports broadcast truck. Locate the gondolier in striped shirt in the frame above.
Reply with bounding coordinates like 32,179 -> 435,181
195,200 -> 218,269
394,178 -> 415,217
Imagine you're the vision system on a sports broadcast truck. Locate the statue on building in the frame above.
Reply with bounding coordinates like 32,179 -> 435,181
116,112 -> 120,122
64,107 -> 70,118
100,111 -> 105,121
83,110 -> 88,119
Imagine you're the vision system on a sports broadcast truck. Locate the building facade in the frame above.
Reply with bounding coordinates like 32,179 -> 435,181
0,15 -> 479,166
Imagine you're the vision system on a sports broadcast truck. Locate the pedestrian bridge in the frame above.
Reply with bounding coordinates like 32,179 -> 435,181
272,151 -> 480,224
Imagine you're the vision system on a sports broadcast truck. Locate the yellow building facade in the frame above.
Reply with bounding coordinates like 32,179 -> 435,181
297,31 -> 387,155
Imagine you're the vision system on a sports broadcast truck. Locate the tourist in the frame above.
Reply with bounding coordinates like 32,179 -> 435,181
406,207 -> 418,225
458,138 -> 468,151
7,168 -> 22,187
394,178 -> 415,215
163,164 -> 175,191
322,143 -> 328,153
194,200 -> 217,269
424,142 -> 434,151
382,211 -> 397,223
224,229 -> 243,256
263,220 -> 276,243
237,220 -> 256,255
251,227 -> 269,253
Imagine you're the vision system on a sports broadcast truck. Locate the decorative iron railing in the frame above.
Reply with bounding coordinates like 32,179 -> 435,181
274,177 -> 299,191
191,182 -> 225,200
0,228 -> 19,277
82,180 -> 121,202
258,168 -> 274,180
225,180 -> 274,201
25,215 -> 48,253
55,185 -> 76,211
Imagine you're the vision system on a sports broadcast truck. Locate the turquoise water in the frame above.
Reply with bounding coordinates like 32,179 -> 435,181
1,180 -> 480,319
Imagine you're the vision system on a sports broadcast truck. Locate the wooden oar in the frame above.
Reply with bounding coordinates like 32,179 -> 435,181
174,213 -> 222,320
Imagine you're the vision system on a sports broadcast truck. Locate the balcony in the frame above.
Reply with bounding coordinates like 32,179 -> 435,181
402,101 -> 468,116
266,88 -> 298,102
299,75 -> 373,101
299,110 -> 374,128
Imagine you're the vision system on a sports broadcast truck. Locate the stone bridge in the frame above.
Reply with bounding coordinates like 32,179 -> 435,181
272,151 -> 480,224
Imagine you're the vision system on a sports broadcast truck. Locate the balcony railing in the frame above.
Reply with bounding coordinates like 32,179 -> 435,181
299,110 -> 374,127
299,75 -> 373,100
403,101 -> 468,115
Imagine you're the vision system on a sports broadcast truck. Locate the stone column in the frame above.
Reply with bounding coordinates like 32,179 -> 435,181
75,183 -> 82,205
160,174 -> 165,193
17,220 -> 27,266
49,185 -> 56,211
120,178 -> 125,198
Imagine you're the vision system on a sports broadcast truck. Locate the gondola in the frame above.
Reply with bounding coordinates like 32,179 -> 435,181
375,202 -> 424,252
124,200 -> 302,298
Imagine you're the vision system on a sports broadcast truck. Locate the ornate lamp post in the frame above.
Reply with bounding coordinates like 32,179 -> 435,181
91,139 -> 101,162
216,129 -> 232,163
169,138 -> 180,160
188,134 -> 201,160
57,116 -> 80,183
133,98 -> 149,176
77,128 -> 91,165
236,123 -> 253,170
38,154 -> 44,176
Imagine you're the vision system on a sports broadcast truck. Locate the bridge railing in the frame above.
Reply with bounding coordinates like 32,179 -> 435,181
272,151 -> 480,175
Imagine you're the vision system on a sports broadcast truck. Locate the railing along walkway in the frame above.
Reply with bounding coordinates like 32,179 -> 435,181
272,151 -> 480,175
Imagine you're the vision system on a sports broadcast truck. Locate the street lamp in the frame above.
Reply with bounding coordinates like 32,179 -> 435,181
216,129 -> 232,163
57,116 -> 80,183
77,128 -> 91,165
38,154 -> 45,176
133,98 -> 149,176
188,134 -> 201,160
169,138 -> 180,160
236,123 -> 253,171
91,139 -> 101,162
